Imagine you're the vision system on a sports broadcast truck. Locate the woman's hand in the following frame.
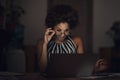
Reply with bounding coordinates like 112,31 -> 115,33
44,28 -> 55,44
95,59 -> 108,73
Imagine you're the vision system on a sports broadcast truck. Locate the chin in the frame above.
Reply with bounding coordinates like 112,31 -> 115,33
56,36 -> 67,42
59,38 -> 66,42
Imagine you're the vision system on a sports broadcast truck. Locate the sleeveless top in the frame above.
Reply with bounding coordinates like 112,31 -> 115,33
47,36 -> 77,58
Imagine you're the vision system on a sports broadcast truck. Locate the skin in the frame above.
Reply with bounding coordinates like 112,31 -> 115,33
54,22 -> 70,43
94,59 -> 108,73
37,22 -> 84,72
37,22 -> 107,73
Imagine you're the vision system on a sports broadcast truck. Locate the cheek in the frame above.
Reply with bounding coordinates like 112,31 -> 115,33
65,33 -> 69,36
66,31 -> 70,35
55,31 -> 70,36
55,31 -> 61,36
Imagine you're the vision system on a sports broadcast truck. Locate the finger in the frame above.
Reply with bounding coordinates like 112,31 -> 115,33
97,59 -> 104,63
95,59 -> 104,66
46,28 -> 53,31
96,59 -> 106,67
45,28 -> 52,32
48,30 -> 55,36
45,29 -> 54,35
50,31 -> 55,36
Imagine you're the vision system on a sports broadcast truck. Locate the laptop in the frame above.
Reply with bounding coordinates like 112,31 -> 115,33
46,53 -> 99,77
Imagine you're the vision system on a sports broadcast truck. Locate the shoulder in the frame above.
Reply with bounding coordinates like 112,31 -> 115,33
72,36 -> 83,45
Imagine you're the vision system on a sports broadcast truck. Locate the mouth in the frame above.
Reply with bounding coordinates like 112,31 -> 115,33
55,35 -> 67,42
59,37 -> 66,41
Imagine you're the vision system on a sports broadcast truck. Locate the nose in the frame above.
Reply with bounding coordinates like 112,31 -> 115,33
61,32 -> 65,37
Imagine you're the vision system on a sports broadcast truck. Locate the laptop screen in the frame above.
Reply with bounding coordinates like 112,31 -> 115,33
46,53 -> 98,77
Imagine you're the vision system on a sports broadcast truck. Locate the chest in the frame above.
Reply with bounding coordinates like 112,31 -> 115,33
47,39 -> 77,54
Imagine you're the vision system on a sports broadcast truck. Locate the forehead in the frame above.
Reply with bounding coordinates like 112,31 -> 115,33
55,22 -> 69,29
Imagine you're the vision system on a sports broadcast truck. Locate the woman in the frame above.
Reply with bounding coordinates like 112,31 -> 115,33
37,4 -> 107,73
37,4 -> 83,72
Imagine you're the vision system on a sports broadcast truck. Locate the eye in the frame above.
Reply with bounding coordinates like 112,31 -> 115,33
65,29 -> 69,32
57,29 -> 61,32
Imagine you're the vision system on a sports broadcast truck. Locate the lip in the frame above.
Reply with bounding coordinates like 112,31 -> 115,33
59,37 -> 66,40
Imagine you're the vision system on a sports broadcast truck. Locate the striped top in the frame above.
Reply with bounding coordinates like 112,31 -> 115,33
47,36 -> 77,58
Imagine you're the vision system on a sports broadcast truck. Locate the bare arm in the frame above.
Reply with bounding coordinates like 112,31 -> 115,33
37,40 -> 48,72
73,37 -> 84,54
37,28 -> 55,72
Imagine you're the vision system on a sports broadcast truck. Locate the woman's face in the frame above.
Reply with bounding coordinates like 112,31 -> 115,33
53,22 -> 70,42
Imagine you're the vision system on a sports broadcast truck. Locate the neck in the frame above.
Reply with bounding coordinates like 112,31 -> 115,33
54,35 -> 69,44
55,39 -> 64,44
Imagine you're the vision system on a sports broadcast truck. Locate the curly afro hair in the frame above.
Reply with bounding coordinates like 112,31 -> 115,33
45,4 -> 79,29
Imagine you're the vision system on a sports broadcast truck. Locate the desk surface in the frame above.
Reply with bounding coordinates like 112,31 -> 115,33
0,72 -> 120,80
47,76 -> 120,80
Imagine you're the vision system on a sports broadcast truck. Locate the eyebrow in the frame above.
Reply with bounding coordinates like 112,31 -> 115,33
56,27 -> 69,30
